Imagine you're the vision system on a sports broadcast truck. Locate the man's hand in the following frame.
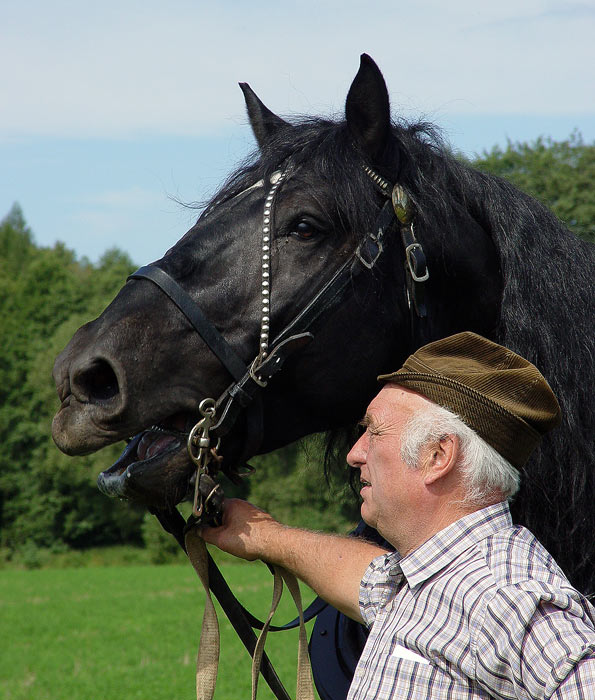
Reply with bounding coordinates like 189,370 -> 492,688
199,498 -> 283,561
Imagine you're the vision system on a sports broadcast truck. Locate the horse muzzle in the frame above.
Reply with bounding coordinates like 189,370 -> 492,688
97,431 -> 194,508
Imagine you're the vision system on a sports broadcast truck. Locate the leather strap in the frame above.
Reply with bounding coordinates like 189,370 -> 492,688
128,265 -> 247,382
185,527 -> 314,700
154,507 -> 327,632
154,508 -> 292,699
271,200 -> 397,350
211,333 -> 313,440
400,223 -> 429,318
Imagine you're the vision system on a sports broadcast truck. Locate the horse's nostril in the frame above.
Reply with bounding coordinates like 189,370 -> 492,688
74,359 -> 120,402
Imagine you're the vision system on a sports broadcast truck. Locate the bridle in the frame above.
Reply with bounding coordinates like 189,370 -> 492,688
128,161 -> 429,469
126,160 -> 430,699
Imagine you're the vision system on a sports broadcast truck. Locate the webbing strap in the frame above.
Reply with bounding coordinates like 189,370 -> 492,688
185,529 -> 220,700
250,568 -> 315,700
250,568 -> 284,699
280,569 -> 316,700
185,528 -> 315,700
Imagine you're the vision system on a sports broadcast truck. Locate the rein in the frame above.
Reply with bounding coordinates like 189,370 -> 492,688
128,162 -> 429,698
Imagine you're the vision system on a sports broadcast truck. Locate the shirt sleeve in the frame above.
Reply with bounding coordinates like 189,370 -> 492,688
359,554 -> 400,628
549,658 -> 595,699
474,583 -> 595,699
522,600 -> 595,699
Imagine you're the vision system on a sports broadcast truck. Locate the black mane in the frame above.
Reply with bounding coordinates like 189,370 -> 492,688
209,115 -> 595,590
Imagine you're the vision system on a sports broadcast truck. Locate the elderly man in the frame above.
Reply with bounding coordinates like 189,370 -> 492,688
201,332 -> 595,698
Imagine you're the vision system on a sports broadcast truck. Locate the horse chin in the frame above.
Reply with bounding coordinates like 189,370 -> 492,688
97,429 -> 195,509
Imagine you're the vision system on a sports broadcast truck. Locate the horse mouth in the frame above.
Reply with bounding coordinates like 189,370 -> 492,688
97,415 -> 196,509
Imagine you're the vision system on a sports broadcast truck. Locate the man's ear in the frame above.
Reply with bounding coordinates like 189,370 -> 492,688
422,435 -> 459,485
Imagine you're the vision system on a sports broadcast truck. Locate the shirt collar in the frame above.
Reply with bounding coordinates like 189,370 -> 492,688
399,501 -> 513,589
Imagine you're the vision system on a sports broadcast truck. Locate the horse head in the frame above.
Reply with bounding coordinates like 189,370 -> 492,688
52,55 -> 502,511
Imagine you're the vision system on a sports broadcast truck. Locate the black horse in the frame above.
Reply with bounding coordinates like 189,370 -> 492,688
52,54 -> 594,697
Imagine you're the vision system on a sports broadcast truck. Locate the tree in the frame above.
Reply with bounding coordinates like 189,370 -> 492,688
470,132 -> 595,243
0,204 -> 143,553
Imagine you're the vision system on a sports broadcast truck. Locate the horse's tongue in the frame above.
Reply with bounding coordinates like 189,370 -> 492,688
137,432 -> 177,461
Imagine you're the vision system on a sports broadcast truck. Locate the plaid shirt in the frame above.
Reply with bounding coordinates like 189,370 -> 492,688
348,502 -> 595,699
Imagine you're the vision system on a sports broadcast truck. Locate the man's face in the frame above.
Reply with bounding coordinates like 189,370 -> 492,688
347,384 -> 433,550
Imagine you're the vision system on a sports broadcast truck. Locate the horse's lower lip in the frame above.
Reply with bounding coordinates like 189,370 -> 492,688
97,430 -> 187,502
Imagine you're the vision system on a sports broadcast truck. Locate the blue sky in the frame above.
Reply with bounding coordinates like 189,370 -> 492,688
2,0 -> 594,264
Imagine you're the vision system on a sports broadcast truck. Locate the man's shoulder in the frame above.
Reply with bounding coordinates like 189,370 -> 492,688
480,523 -> 568,589
439,521 -> 573,617
464,524 -> 591,631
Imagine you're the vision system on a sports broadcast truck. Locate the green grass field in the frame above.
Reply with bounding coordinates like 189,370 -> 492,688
0,553 -> 320,699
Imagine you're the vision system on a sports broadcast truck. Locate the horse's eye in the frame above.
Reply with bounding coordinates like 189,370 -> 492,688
290,220 -> 320,240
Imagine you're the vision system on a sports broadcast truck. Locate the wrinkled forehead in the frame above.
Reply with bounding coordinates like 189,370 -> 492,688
365,383 -> 434,423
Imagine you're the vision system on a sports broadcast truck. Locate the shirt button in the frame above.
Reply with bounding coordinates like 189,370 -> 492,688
389,566 -> 401,577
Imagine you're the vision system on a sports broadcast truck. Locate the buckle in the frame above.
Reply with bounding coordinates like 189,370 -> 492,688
405,242 -> 429,283
356,233 -> 384,270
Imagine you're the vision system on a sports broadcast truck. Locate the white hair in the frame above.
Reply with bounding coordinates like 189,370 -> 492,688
399,402 -> 520,506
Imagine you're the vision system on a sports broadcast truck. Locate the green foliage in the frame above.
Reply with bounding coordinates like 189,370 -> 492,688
248,437 -> 360,533
0,204 -> 143,553
470,131 -> 595,243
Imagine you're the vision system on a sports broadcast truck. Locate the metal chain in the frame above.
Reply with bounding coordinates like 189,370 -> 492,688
187,398 -> 220,518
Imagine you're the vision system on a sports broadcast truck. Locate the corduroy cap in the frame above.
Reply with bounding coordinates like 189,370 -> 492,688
378,332 -> 561,470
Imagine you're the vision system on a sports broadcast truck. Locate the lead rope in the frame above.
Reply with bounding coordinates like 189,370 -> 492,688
185,527 -> 314,700
250,566 -> 314,700
185,529 -> 220,700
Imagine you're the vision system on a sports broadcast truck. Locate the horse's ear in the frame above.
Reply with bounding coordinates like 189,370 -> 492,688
239,83 -> 290,149
345,54 -> 391,161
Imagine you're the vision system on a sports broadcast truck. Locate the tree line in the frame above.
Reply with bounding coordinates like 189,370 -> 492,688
1,134 -> 593,558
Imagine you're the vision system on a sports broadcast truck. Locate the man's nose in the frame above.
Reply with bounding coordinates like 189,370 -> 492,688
347,432 -> 367,468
